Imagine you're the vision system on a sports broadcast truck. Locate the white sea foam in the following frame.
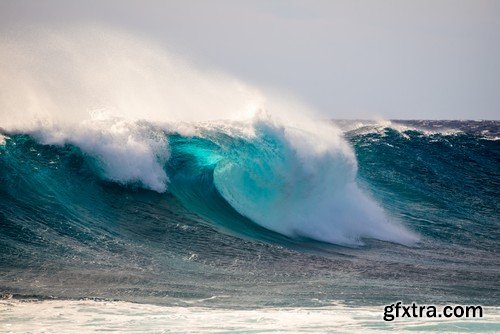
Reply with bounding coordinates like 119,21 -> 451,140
1,299 -> 498,333
31,119 -> 170,192
0,25 -> 418,246
213,118 -> 418,246
0,26 -> 310,192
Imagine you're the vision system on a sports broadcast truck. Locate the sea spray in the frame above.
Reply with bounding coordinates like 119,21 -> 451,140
0,25 -> 417,246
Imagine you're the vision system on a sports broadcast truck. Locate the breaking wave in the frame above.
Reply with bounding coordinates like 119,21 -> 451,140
0,26 -> 417,247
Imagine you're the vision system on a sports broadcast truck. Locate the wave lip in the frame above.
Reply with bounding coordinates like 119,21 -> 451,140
210,119 -> 419,246
25,119 -> 170,192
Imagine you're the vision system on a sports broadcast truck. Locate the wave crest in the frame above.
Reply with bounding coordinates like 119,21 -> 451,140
210,119 -> 418,246
0,26 -> 418,246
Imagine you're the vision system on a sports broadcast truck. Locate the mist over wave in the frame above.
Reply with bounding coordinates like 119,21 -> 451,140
0,25 -> 417,246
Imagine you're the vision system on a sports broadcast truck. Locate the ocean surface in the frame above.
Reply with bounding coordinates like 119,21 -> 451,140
0,119 -> 498,332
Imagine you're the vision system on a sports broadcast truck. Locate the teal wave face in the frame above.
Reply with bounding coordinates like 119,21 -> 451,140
0,121 -> 498,306
165,121 -> 417,246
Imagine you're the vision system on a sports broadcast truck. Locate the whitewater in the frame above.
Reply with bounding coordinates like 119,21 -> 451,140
1,26 -> 499,332
0,26 -> 417,246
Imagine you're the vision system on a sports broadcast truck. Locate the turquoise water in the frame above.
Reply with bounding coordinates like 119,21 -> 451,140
0,120 -> 498,308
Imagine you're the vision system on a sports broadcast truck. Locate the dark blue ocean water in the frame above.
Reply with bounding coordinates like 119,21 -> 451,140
0,120 -> 498,307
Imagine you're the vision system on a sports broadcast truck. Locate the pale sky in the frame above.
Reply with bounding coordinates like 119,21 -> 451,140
1,0 -> 499,119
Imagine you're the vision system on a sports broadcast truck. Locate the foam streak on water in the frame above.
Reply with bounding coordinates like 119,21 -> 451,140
1,300 -> 499,333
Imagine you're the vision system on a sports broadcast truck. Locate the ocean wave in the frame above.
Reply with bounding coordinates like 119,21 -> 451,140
1,23 -> 498,310
0,116 -> 418,247
0,26 -> 417,247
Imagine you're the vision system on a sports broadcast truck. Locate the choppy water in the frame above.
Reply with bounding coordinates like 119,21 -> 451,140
1,27 -> 499,332
1,120 -> 498,311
